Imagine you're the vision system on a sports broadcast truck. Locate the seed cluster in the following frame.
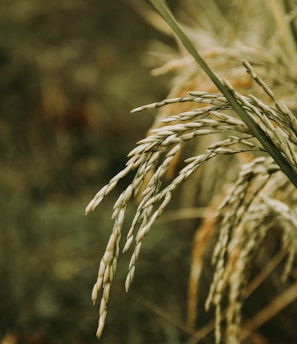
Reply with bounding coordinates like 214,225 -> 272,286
86,62 -> 297,340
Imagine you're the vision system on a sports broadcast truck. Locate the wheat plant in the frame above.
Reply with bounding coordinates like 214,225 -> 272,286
86,0 -> 297,342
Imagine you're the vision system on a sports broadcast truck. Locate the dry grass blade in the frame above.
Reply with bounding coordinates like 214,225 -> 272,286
242,282 -> 297,341
184,250 -> 288,344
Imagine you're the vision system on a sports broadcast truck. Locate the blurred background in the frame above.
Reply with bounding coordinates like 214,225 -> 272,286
0,1 -> 196,343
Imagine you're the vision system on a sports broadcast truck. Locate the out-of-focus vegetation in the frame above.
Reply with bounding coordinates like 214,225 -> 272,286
0,1 -> 186,343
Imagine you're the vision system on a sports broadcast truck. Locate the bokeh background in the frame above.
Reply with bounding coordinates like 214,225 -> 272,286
0,1 -> 196,343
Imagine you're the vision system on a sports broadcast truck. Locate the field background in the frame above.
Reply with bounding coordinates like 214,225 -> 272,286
0,1 -> 182,343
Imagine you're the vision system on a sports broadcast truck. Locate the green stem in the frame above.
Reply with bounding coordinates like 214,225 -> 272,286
149,0 -> 297,188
